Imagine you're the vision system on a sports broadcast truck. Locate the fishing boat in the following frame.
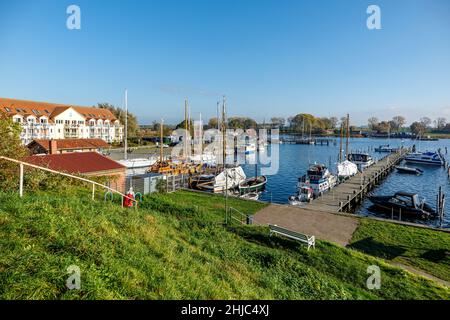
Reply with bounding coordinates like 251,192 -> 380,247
395,166 -> 423,175
297,164 -> 337,198
288,185 -> 313,206
368,192 -> 436,219
239,175 -> 267,194
240,192 -> 259,201
375,144 -> 399,153
404,151 -> 444,166
347,153 -> 374,171
194,166 -> 246,193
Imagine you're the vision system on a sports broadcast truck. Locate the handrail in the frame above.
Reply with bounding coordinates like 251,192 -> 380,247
0,155 -> 138,206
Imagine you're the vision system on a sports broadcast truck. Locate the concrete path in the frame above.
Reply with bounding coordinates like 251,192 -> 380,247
254,204 -> 359,247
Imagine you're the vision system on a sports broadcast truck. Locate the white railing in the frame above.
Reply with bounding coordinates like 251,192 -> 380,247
0,156 -> 138,208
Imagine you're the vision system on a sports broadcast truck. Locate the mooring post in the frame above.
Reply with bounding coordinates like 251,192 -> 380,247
19,163 -> 24,197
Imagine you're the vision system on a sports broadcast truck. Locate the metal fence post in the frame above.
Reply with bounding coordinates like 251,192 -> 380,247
19,163 -> 24,197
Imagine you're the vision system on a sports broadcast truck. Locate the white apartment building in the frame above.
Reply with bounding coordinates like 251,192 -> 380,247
0,98 -> 124,145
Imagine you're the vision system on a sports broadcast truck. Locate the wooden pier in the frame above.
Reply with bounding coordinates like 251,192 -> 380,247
280,136 -> 335,146
305,148 -> 410,213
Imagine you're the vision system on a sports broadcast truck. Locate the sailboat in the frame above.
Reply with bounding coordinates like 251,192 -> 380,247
239,150 -> 267,195
192,96 -> 246,192
337,115 -> 358,178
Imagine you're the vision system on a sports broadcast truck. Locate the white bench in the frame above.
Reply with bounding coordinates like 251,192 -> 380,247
269,224 -> 315,250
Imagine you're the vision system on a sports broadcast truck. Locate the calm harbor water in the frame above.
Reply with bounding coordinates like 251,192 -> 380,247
242,137 -> 450,227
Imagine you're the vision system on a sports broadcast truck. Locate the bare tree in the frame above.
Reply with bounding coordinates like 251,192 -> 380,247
419,117 -> 432,129
391,116 -> 406,132
435,117 -> 446,130
368,117 -> 379,130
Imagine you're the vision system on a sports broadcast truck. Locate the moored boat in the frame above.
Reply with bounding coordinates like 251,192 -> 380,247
194,166 -> 247,193
297,164 -> 337,198
404,151 -> 444,166
368,191 -> 436,219
336,160 -> 358,179
240,192 -> 259,201
239,175 -> 267,194
288,185 -> 313,206
395,166 -> 423,175
347,153 -> 374,171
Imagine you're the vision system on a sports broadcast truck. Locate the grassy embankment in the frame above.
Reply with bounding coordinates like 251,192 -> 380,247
349,219 -> 450,282
0,188 -> 448,299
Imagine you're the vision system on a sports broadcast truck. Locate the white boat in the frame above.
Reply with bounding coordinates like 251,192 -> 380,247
118,157 -> 157,169
295,164 -> 337,199
347,153 -> 374,171
337,160 -> 358,179
288,185 -> 313,206
196,166 -> 247,193
404,151 -> 444,166
240,192 -> 259,201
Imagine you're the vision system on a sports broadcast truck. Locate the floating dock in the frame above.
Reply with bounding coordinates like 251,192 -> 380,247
304,148 -> 410,213
280,137 -> 334,145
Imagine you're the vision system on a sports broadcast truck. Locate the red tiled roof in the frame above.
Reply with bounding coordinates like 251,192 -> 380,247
24,152 -> 125,174
29,139 -> 110,151
0,97 -> 117,121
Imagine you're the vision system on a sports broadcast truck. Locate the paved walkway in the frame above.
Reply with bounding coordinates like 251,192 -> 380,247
254,204 -> 359,246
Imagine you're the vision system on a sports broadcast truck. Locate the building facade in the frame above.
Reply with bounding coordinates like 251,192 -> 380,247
0,98 -> 124,145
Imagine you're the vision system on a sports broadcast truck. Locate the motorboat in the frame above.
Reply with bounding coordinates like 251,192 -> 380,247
368,192 -> 436,219
375,144 -> 399,153
404,151 -> 444,166
347,153 -> 374,171
297,164 -> 337,198
395,166 -> 423,175
337,160 -> 358,179
288,185 -> 313,206
240,192 -> 259,201
194,166 -> 247,193
239,175 -> 267,194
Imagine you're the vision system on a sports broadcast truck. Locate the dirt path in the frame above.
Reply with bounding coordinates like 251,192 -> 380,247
253,204 -> 359,247
390,262 -> 450,288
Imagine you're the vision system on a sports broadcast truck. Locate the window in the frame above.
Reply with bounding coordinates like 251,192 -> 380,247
65,120 -> 70,125
4,107 -> 11,112
32,109 -> 40,115
56,119 -> 63,124
40,118 -> 47,124
15,118 -> 21,123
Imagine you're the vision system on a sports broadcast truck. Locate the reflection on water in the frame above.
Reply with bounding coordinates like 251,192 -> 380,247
241,137 -> 450,227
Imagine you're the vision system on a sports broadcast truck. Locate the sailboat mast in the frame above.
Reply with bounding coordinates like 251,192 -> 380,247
345,113 -> 350,158
222,96 -> 227,169
160,118 -> 164,163
339,122 -> 343,163
185,99 -> 188,158
124,89 -> 128,160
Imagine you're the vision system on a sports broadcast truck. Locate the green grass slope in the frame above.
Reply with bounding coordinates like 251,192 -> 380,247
349,219 -> 450,282
0,189 -> 448,299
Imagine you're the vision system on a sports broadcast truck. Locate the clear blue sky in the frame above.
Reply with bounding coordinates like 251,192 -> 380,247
1,0 -> 449,125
